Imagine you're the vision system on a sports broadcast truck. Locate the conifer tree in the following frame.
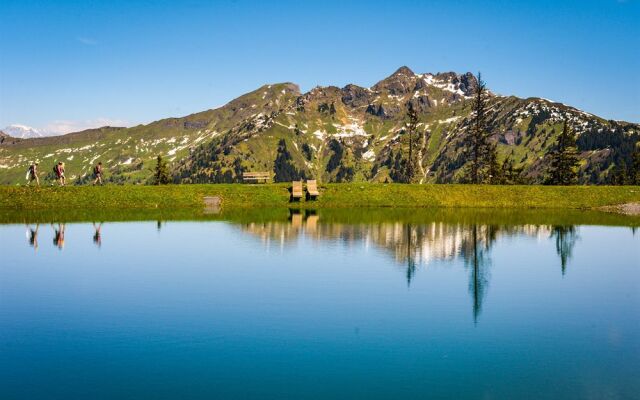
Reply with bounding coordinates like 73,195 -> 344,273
388,150 -> 408,183
629,145 -> 640,185
545,121 -> 579,185
273,139 -> 304,182
464,72 -> 492,184
485,144 -> 502,184
153,155 -> 171,185
500,154 -> 522,185
232,157 -> 245,183
610,159 -> 628,185
403,103 -> 420,183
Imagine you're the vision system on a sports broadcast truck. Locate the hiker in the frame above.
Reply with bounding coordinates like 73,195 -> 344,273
52,223 -> 65,249
26,162 -> 40,186
54,162 -> 65,186
93,162 -> 103,185
26,224 -> 39,251
93,222 -> 102,247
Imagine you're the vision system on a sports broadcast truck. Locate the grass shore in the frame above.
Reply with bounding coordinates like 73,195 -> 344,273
1,183 -> 639,211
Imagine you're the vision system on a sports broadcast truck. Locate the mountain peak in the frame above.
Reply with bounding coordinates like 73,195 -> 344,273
2,124 -> 44,139
372,66 -> 419,95
391,66 -> 415,77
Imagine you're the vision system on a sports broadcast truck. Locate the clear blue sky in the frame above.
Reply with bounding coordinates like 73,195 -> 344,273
1,0 -> 638,133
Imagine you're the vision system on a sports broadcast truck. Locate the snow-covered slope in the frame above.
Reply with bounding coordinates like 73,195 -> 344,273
2,124 -> 44,139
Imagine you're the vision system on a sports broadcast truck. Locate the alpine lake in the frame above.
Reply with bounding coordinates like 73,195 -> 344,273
0,207 -> 638,399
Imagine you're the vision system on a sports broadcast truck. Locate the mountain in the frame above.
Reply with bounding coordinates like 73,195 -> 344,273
2,124 -> 45,139
0,67 -> 638,185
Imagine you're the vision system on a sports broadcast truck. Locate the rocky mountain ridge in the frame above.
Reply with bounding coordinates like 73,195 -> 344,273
0,67 -> 637,185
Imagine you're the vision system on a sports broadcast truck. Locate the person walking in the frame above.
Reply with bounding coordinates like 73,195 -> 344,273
93,162 -> 103,185
54,162 -> 66,186
27,162 -> 40,186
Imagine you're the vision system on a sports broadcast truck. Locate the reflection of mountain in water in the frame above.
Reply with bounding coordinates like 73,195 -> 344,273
239,214 -> 577,322
241,216 -> 554,267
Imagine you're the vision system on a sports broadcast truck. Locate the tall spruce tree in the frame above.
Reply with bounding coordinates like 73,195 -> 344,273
545,121 -> 579,185
403,103 -> 420,183
464,72 -> 492,184
153,155 -> 171,185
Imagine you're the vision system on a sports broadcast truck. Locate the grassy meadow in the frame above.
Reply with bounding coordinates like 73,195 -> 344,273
1,183 -> 639,212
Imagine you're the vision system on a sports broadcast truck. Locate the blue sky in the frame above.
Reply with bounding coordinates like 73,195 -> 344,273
1,0 -> 638,133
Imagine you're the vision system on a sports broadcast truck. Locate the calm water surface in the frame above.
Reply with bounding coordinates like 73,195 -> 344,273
0,210 -> 638,399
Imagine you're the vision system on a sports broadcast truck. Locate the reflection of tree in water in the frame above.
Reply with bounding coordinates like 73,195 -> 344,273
460,224 -> 496,323
405,224 -> 416,286
551,226 -> 578,275
240,219 -> 561,321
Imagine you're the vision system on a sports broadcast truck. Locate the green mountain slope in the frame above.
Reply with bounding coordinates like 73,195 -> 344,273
1,67 -> 637,185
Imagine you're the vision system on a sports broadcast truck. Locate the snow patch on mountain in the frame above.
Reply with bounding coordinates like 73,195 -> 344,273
362,149 -> 376,161
332,120 -> 368,138
2,125 -> 44,139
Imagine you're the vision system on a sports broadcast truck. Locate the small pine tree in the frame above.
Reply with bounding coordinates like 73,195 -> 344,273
273,139 -> 304,182
232,157 -> 245,182
464,72 -> 492,184
545,121 -> 579,185
335,146 -> 356,183
485,144 -> 502,184
500,154 -> 522,185
610,160 -> 628,185
153,155 -> 171,185
388,150 -> 408,183
629,145 -> 640,185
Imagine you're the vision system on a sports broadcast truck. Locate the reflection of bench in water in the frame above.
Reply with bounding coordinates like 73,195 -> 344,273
306,180 -> 319,200
290,213 -> 303,228
242,172 -> 272,183
291,181 -> 303,201
305,214 -> 318,233
288,209 -> 318,232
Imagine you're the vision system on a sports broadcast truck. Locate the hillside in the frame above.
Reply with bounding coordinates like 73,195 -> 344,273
1,67 -> 638,185
0,130 -> 21,146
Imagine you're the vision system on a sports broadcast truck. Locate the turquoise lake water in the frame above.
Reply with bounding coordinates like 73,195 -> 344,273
0,211 -> 638,399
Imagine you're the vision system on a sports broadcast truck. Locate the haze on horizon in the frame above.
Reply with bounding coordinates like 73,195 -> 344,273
1,0 -> 638,135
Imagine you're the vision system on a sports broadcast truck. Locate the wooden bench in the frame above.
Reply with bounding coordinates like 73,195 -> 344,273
306,180 -> 320,199
242,172 -> 272,183
291,181 -> 303,201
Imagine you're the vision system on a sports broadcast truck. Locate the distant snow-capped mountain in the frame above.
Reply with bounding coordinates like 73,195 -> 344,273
2,124 -> 45,139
